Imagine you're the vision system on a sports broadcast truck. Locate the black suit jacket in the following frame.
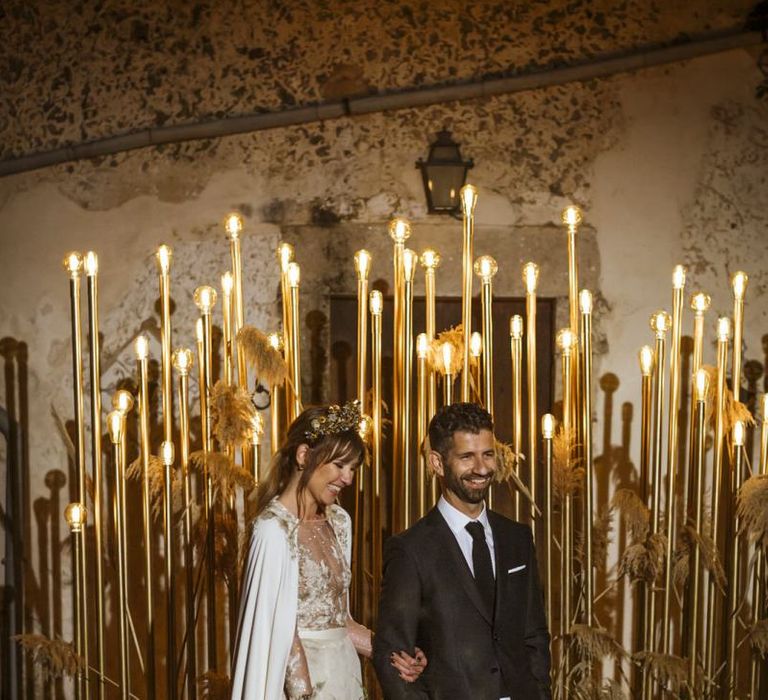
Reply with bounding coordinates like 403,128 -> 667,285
373,507 -> 551,700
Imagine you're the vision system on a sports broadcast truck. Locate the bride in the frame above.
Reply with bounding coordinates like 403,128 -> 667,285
231,402 -> 426,699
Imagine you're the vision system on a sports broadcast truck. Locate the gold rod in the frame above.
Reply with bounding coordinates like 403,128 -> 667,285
460,186 -> 477,402
161,441 -> 176,700
542,415 -> 555,639
731,273 -> 747,400
278,243 -> 294,419
580,291 -> 594,624
523,263 -> 539,529
402,249 -> 416,529
421,250 -> 440,429
65,504 -> 86,700
288,264 -> 302,420
752,395 -> 768,699
370,291 -> 383,621
221,273 -> 233,386
416,335 -> 428,519
561,333 -> 573,684
510,317 -> 523,522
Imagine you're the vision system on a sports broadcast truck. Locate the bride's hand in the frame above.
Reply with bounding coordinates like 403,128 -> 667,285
390,646 -> 428,683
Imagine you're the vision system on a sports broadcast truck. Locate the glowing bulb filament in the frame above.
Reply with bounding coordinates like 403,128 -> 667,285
225,212 -> 243,239
107,410 -> 125,443
690,292 -> 711,314
420,249 -> 441,270
389,218 -> 411,244
84,251 -> 98,276
287,262 -> 301,288
278,243 -> 294,273
134,335 -> 149,360
510,315 -> 523,340
156,245 -> 172,273
672,265 -> 686,290
221,272 -> 234,295
694,368 -> 709,402
417,333 -> 429,359
470,332 -> 482,358
542,414 -> 555,440
161,441 -> 175,466
638,346 -> 654,376
354,249 -> 372,279
370,290 -> 383,315
733,420 -> 745,447
522,262 -> 539,294
579,289 -> 593,314
717,317 -> 731,341
172,348 -> 193,374
732,271 -> 748,300
441,343 -> 454,375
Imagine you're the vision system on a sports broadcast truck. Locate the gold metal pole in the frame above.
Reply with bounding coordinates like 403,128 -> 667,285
705,317 -> 730,680
542,414 -> 555,635
134,334 -> 157,698
250,413 -> 263,480
510,316 -> 523,521
287,263 -> 302,420
225,214 -> 247,389
160,441 -> 177,700
84,252 -> 106,700
475,256 -> 497,416
662,266 -> 686,654
726,421 -> 746,699
562,207 -> 582,439
417,334 -> 429,519
402,249 -> 417,529
172,348 -> 196,700
370,290 -> 383,620
108,407 -> 131,699
277,243 -> 295,420
63,252 -> 90,693
688,370 -> 709,692
420,249 -> 440,429
441,342 -> 455,406
460,185 -> 478,402
267,332 -> 284,455
731,273 -> 748,400
221,272 -> 234,386
469,333 -> 482,404
579,290 -> 594,624
523,263 -> 540,530
65,502 -> 87,700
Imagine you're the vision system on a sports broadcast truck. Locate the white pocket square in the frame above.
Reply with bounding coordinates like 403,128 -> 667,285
508,564 -> 526,574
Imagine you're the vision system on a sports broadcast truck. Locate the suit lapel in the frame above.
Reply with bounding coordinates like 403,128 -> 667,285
429,508 -> 493,625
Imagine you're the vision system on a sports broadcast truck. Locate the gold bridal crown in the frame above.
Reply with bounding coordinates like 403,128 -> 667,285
305,400 -> 362,442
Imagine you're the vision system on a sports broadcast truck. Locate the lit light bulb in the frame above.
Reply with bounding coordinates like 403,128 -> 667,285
354,249 -> 372,280
84,251 -> 98,276
156,245 -> 172,274
112,390 -> 135,414
287,262 -> 301,288
542,414 -> 555,440
224,212 -> 243,239
469,332 -> 482,358
417,333 -> 430,359
694,368 -> 709,402
460,184 -> 478,215
172,348 -> 193,374
358,414 -> 372,440
64,502 -> 87,533
250,412 -> 264,445
690,292 -> 711,314
388,218 -> 411,244
522,262 -> 539,294
420,249 -> 441,270
733,420 -> 745,447
403,249 -> 418,282
134,335 -> 149,360
557,328 -> 575,353
474,255 -> 498,282
441,343 -> 454,375
717,317 -> 731,341
732,271 -> 748,300
221,271 -> 234,295
561,205 -> 582,229
107,410 -> 125,444
193,285 -> 217,313
579,289 -> 593,314
63,251 -> 83,277
650,311 -> 671,337
510,315 -> 523,340
369,290 -> 383,315
638,346 -> 654,376
267,332 -> 283,351
672,265 -> 686,290
277,242 -> 294,274
161,440 -> 175,466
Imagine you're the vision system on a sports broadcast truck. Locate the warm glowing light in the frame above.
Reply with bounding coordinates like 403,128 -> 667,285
134,335 -> 149,361
441,343 -> 454,375
358,414 -> 372,440
354,249 -> 372,280
717,317 -> 731,342
460,184 -> 478,214
522,262 -> 539,294
694,368 -> 710,402
224,212 -> 243,239
277,242 -> 294,273
690,292 -> 711,314
469,332 -> 483,358
267,332 -> 283,351
250,413 -> 264,444
650,311 -> 671,337
112,390 -> 135,414
474,255 -> 498,282
672,265 -> 686,289
417,333 -> 430,359
561,205 -> 582,228
579,289 -> 593,314
510,315 -> 523,340
542,414 -> 555,440
63,251 -> 83,277
369,290 -> 383,315
733,420 -> 745,447
420,249 -> 441,270
193,285 -> 217,313
388,218 -> 411,244
160,441 -> 175,466
732,271 -> 748,300
64,502 -> 87,532
221,271 -> 234,295
107,410 -> 125,443
557,328 -> 575,353
638,346 -> 654,376
403,249 -> 418,282
84,251 -> 98,276
196,318 -> 204,344
287,262 -> 301,288
172,348 -> 193,374
156,245 -> 172,274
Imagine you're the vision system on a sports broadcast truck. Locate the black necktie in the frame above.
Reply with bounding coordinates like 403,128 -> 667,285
465,521 -> 495,613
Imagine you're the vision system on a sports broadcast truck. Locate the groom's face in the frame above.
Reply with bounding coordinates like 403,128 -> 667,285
433,429 -> 497,505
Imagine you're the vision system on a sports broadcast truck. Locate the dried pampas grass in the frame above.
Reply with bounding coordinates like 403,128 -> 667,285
570,677 -> 626,700
749,619 -> 768,656
569,624 -> 625,664
237,326 -> 287,387
674,523 -> 726,592
190,450 -> 256,506
214,511 -> 243,590
618,533 -> 666,584
199,671 -> 231,699
494,439 -> 523,483
126,454 -> 182,520
632,651 -> 688,695
210,380 -> 257,449
428,325 -> 464,376
737,474 -> 768,549
553,427 -> 583,501
13,634 -> 84,681
611,489 -> 649,541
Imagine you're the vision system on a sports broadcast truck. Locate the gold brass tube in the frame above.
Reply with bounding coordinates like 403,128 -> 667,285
402,249 -> 417,529
441,341 -> 455,407
225,214 -> 247,389
731,272 -> 748,399
221,272 -> 234,386
65,503 -> 87,700
161,441 -> 176,700
370,291 -> 383,620
421,250 -> 440,429
460,185 -> 478,401
63,252 -> 90,693
267,332 -> 284,455
579,291 -> 594,624
523,263 -> 540,529
156,246 -> 174,443
417,334 -> 429,519
475,256 -> 497,416
662,266 -> 686,654
287,263 -> 302,421
84,252 -> 106,699
278,243 -> 295,419
562,207 -> 582,439
250,413 -> 263,481
542,414 -> 555,636
510,317 -> 523,521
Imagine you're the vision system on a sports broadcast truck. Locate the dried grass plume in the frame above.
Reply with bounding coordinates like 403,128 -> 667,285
210,380 -> 258,449
738,474 -> 768,549
237,326 -> 287,387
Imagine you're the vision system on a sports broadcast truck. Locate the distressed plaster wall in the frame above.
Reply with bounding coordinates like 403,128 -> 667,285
1,0 -> 767,693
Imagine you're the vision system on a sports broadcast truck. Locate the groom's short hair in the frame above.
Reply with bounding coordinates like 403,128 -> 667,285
428,402 -> 494,460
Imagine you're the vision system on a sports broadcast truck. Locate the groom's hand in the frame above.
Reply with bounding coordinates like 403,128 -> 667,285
390,647 -> 427,683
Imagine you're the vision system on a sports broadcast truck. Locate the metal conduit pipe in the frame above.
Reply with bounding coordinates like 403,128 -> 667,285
1,29 -> 762,178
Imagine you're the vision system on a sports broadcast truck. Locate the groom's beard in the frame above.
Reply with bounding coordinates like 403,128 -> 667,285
443,465 -> 493,504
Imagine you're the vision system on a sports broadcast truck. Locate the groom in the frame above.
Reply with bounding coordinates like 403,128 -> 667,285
373,403 -> 551,699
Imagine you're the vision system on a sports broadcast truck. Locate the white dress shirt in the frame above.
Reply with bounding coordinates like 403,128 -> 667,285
437,495 -> 496,577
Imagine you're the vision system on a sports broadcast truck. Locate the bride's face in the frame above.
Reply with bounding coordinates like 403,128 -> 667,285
306,457 -> 357,507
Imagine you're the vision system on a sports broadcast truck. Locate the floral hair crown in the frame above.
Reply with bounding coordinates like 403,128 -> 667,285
304,400 -> 362,443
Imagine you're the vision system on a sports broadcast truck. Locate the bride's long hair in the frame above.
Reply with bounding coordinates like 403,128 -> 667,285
252,405 -> 365,519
